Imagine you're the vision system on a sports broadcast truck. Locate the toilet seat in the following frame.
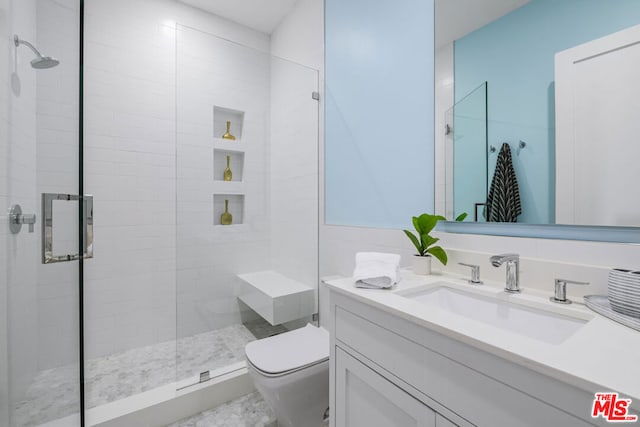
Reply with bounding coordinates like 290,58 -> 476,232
245,324 -> 329,377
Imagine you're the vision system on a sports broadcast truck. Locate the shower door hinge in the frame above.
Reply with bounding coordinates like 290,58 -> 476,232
312,91 -> 320,101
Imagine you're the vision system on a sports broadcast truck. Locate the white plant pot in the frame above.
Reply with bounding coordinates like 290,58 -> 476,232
412,255 -> 432,275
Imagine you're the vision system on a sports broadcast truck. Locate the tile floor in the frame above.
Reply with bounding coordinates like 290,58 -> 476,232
170,391 -> 330,427
13,322 -> 281,427
167,392 -> 276,427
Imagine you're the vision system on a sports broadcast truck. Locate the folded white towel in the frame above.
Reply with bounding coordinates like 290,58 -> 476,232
353,252 -> 401,289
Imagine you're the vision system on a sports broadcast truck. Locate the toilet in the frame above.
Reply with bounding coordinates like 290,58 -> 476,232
245,324 -> 330,427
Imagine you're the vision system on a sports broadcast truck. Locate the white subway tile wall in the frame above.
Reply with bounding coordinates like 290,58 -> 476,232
269,0 -> 323,326
5,0 -> 41,410
176,24 -> 271,342
81,0 -> 320,391
1,2 -> 13,420
83,0 -> 179,364
81,0 -> 273,367
36,0 -> 81,373
269,56 -> 319,313
434,44 -> 454,218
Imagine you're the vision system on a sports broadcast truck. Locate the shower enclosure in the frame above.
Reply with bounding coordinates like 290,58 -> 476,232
445,82 -> 488,222
2,0 -> 320,425
175,24 -> 320,388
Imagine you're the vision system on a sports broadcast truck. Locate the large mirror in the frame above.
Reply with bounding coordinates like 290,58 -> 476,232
435,0 -> 640,234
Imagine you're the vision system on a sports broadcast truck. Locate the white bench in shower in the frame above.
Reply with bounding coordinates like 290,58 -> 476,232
236,270 -> 315,325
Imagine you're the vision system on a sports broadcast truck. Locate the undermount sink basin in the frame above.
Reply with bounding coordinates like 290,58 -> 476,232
402,284 -> 587,344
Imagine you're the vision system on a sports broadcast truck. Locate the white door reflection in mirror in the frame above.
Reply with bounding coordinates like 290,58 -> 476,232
556,24 -> 640,227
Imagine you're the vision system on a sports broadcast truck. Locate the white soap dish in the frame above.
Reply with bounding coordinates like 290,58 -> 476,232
584,295 -> 640,333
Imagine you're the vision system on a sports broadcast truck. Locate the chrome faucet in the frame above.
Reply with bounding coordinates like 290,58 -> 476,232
550,278 -> 589,304
458,262 -> 483,285
490,253 -> 520,293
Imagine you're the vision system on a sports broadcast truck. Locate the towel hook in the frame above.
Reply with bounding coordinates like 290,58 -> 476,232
516,140 -> 527,156
490,141 -> 526,155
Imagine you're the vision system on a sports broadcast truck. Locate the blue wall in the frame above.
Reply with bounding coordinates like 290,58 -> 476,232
325,0 -> 434,229
455,0 -> 640,224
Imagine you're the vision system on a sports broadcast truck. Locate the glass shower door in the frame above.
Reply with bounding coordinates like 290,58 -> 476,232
1,0 -> 83,425
175,25 -> 320,388
451,82 -> 488,222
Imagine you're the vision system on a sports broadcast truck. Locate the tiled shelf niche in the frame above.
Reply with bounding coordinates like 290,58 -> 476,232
213,106 -> 244,141
212,106 -> 246,228
213,194 -> 245,226
213,149 -> 245,183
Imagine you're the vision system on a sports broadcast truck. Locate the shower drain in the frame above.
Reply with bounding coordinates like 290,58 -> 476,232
199,371 -> 210,383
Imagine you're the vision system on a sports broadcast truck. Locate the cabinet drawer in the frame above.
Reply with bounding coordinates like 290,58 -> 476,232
335,306 -> 593,427
335,347 -> 436,427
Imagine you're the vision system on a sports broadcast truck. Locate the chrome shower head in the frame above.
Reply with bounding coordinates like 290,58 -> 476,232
14,35 -> 60,69
30,56 -> 60,69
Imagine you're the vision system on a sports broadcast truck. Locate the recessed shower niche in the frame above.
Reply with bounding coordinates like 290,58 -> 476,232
213,106 -> 244,141
213,194 -> 245,226
213,149 -> 245,182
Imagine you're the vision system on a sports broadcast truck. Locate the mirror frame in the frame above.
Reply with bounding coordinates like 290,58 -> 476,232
438,221 -> 640,244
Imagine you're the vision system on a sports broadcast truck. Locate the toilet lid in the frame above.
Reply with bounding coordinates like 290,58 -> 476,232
245,324 -> 329,375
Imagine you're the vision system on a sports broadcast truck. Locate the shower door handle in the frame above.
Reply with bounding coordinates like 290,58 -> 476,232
42,193 -> 94,264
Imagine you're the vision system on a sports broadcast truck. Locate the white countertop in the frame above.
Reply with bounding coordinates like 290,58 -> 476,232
324,270 -> 640,404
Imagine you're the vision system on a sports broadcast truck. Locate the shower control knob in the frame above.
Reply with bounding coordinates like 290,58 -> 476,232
22,214 -> 36,232
9,204 -> 36,234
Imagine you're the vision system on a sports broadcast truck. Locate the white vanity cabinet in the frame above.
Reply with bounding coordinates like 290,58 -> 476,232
335,347 -> 442,427
329,290 -> 604,427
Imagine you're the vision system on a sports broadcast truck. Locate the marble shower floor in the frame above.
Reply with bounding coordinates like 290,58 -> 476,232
14,323 -> 262,427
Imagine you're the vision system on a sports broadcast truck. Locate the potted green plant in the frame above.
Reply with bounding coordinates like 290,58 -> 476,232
403,213 -> 455,275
